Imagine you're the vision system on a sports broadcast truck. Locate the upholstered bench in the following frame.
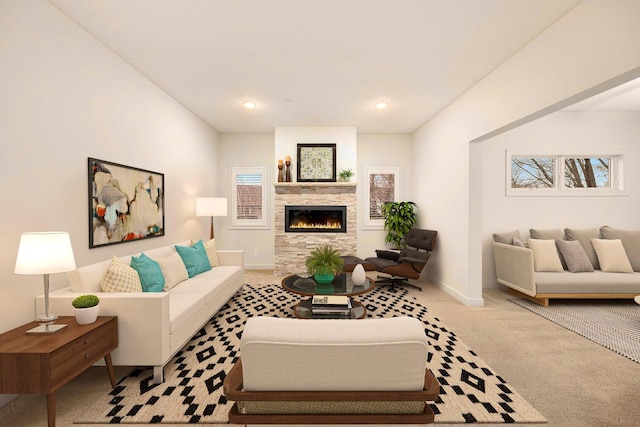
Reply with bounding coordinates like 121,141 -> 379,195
223,316 -> 439,424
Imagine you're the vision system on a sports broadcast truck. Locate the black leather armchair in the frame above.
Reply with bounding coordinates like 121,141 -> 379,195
365,228 -> 437,291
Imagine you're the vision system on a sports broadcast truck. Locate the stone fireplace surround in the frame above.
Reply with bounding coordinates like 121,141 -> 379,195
274,182 -> 357,276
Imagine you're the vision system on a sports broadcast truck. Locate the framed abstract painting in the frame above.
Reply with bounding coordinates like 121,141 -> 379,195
296,143 -> 336,182
88,158 -> 165,248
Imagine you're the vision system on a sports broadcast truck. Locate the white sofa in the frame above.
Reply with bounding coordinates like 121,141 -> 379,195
223,316 -> 440,424
492,227 -> 640,306
36,241 -> 244,383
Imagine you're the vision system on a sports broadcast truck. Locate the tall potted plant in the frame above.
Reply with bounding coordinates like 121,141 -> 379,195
381,201 -> 417,248
305,245 -> 344,284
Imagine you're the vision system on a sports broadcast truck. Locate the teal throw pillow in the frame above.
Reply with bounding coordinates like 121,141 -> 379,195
130,253 -> 165,292
175,240 -> 212,278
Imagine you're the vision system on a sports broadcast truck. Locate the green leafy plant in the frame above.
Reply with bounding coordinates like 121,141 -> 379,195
339,168 -> 354,181
381,201 -> 417,248
305,245 -> 344,276
72,294 -> 100,309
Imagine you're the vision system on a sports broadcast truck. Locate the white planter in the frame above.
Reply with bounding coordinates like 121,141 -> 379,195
74,305 -> 99,325
352,263 -> 367,286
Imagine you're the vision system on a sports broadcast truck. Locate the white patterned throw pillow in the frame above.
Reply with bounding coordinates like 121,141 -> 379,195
191,238 -> 220,267
100,255 -> 143,292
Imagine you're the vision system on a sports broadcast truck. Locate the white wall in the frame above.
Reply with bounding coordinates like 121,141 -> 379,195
216,133 -> 275,269
275,127 -> 357,182
412,0 -> 640,306
356,134 -> 413,258
481,111 -> 640,286
0,0 -> 220,336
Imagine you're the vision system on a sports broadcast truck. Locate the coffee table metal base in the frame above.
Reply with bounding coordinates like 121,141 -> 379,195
292,298 -> 366,319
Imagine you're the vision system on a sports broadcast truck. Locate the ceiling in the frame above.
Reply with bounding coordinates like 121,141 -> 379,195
49,0 -> 584,134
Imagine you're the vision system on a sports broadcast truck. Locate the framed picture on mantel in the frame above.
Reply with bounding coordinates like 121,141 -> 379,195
296,143 -> 336,182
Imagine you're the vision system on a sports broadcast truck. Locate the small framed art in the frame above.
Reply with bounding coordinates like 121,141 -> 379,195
296,143 -> 337,182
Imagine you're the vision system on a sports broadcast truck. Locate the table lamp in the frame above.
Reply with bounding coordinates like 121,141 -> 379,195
15,231 -> 77,334
195,197 -> 228,239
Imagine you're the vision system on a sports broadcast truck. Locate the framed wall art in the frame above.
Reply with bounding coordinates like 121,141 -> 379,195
296,143 -> 336,182
88,158 -> 165,248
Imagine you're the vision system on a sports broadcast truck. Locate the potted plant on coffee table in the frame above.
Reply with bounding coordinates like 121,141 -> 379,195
305,245 -> 344,284
72,294 -> 100,325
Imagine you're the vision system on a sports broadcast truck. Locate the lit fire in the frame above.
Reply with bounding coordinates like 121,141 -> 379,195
290,220 -> 342,229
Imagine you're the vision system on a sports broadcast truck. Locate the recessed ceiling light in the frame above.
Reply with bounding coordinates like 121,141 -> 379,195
375,101 -> 389,109
243,101 -> 257,109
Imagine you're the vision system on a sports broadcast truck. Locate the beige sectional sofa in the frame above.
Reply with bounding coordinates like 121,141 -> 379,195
492,226 -> 640,306
36,240 -> 244,383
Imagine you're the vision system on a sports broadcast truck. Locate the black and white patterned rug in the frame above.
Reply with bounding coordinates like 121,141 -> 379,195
509,297 -> 640,364
76,284 -> 546,424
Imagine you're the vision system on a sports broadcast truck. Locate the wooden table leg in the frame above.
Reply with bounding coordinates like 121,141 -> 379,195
46,392 -> 55,427
104,353 -> 116,388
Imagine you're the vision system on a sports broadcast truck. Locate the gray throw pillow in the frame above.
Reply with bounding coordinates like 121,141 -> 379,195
492,230 -> 522,245
565,228 -> 601,270
555,240 -> 594,273
600,226 -> 640,272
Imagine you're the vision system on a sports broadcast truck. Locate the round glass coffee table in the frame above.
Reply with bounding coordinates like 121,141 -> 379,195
282,273 -> 374,319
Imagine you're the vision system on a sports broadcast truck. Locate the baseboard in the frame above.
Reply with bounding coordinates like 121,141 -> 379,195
426,274 -> 485,307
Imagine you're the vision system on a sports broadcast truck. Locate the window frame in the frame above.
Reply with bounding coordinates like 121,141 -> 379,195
506,151 -> 626,197
229,166 -> 269,229
363,167 -> 400,229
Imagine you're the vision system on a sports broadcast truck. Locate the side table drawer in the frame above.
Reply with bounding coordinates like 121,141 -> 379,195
50,320 -> 117,389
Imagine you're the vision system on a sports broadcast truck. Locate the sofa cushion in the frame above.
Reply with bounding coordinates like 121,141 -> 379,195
555,240 -> 594,273
591,238 -> 633,273
130,253 -> 165,292
240,316 -> 428,392
535,271 -> 640,294
530,228 -> 564,240
528,239 -> 564,272
155,251 -> 189,291
492,230 -> 522,245
600,226 -> 640,272
564,227 -> 600,270
100,255 -> 143,293
175,240 -> 212,277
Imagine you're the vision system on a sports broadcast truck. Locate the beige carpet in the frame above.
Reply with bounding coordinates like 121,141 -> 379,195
1,271 -> 639,426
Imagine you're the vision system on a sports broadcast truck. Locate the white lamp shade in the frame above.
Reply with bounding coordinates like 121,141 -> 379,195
15,232 -> 77,275
196,197 -> 228,217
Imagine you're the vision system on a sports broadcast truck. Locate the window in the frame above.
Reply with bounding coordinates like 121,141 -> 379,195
230,167 -> 268,229
507,152 -> 624,196
364,167 -> 400,228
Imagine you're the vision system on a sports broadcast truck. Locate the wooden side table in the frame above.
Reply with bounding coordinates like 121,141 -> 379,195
0,316 -> 118,427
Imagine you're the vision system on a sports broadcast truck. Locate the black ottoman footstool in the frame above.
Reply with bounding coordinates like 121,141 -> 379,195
340,256 -> 376,273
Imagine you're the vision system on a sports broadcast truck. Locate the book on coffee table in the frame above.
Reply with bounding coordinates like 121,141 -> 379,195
311,295 -> 352,315
311,295 -> 350,307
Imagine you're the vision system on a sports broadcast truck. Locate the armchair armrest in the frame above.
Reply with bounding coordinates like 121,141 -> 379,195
375,250 -> 400,262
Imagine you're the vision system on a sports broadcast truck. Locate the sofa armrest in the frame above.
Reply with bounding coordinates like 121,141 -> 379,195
492,242 -> 537,297
218,250 -> 244,267
38,288 -> 171,366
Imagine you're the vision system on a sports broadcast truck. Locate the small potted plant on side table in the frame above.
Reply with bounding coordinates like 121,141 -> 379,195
72,294 -> 100,325
305,245 -> 344,284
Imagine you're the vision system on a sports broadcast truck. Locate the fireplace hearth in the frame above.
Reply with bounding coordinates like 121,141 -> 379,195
285,205 -> 347,233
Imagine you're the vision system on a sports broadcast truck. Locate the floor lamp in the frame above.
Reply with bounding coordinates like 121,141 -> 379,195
196,197 -> 228,240
14,231 -> 77,334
